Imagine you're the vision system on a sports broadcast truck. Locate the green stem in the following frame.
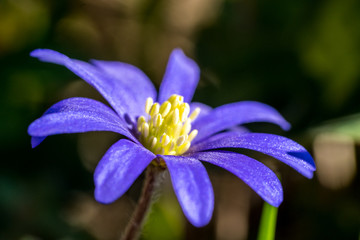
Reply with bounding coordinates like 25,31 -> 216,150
257,201 -> 278,240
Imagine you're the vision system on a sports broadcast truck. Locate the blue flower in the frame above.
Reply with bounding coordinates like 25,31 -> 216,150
28,48 -> 315,227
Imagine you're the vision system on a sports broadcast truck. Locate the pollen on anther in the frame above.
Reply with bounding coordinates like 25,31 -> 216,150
150,137 -> 157,149
173,123 -> 182,138
181,119 -> 191,135
176,135 -> 186,146
188,129 -> 198,142
168,151 -> 177,155
137,116 -> 146,131
168,142 -> 175,152
145,98 -> 153,114
160,101 -> 171,117
138,94 -> 200,156
180,103 -> 190,122
169,95 -> 180,107
153,114 -> 162,127
156,147 -> 165,155
189,107 -> 200,121
172,109 -> 180,125
160,134 -> 170,146
142,122 -> 149,138
178,142 -> 191,155
150,103 -> 160,116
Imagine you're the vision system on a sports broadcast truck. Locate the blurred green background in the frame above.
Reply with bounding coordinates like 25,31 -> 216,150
1,0 -> 359,239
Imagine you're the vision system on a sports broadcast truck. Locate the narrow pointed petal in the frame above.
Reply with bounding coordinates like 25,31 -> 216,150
31,137 -> 46,148
187,151 -> 283,207
91,60 -> 157,109
158,49 -> 200,103
200,127 -> 250,144
30,49 -> 146,120
28,97 -> 138,146
94,139 -> 155,203
191,133 -> 316,178
161,155 -> 214,227
192,101 -> 291,143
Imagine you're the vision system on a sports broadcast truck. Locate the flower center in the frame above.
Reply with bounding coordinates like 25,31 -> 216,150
137,94 -> 200,156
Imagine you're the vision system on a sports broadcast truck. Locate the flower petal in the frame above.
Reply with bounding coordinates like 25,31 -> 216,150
187,151 -> 283,207
28,97 -> 137,147
31,137 -> 46,148
158,49 -> 200,103
202,127 -> 249,143
94,139 -> 155,203
91,60 -> 157,110
191,133 -> 316,178
161,155 -> 214,227
192,101 -> 291,143
30,49 -> 145,120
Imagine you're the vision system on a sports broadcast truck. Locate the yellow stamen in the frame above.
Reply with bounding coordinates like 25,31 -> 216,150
168,142 -> 175,152
172,108 -> 179,125
176,135 -> 186,146
178,142 -> 191,155
150,137 -> 157,149
137,116 -> 146,131
142,122 -> 149,138
179,103 -> 190,122
160,133 -> 170,146
150,103 -> 160,116
137,94 -> 200,156
188,129 -> 198,142
145,98 -> 153,114
181,119 -> 192,135
153,114 -> 163,127
159,101 -> 171,117
189,107 -> 200,121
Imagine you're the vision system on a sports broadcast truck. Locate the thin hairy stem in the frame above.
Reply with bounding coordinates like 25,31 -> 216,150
121,165 -> 161,240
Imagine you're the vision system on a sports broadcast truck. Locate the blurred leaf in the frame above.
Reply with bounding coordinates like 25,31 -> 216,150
312,113 -> 360,141
0,0 -> 50,54
300,0 -> 360,108
142,191 -> 184,240
7,71 -> 45,107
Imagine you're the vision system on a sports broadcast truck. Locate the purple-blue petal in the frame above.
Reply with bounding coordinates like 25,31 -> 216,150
28,97 -> 138,147
30,49 -> 146,121
161,155 -> 214,227
31,137 -> 46,148
200,128 -> 249,144
158,49 -> 200,103
191,133 -> 316,179
186,151 -> 283,207
91,60 -> 157,111
193,101 -> 291,143
94,139 -> 155,203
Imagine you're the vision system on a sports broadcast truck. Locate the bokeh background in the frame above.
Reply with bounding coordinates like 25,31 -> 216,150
1,0 -> 360,239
